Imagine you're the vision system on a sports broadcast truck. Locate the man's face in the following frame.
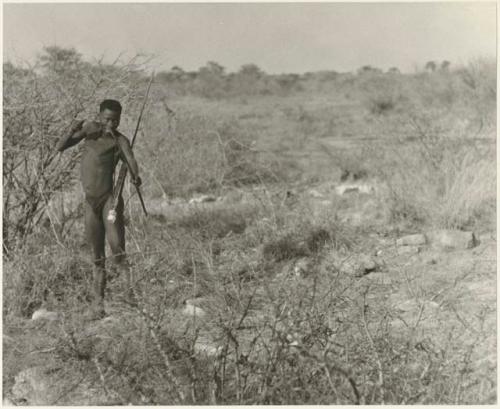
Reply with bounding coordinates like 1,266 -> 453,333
99,109 -> 121,132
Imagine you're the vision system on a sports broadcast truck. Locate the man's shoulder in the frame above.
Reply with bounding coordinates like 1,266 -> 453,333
115,131 -> 131,144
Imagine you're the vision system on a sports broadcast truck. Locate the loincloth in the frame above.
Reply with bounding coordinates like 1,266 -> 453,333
85,192 -> 112,215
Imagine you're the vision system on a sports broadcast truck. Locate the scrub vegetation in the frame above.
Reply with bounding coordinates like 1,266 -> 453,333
3,47 -> 496,404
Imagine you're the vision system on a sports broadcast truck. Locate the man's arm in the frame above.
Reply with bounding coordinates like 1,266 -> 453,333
116,134 -> 140,183
56,120 -> 87,152
57,120 -> 105,152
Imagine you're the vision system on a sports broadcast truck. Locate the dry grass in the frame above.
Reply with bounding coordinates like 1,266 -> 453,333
3,51 -> 496,404
370,126 -> 495,229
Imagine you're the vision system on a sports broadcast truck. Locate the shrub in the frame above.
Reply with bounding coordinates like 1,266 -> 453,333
3,47 -> 149,253
262,234 -> 309,262
140,110 -> 279,198
371,115 -> 496,229
3,233 -> 91,317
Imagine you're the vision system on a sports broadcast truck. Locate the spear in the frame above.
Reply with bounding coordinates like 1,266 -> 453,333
108,72 -> 154,222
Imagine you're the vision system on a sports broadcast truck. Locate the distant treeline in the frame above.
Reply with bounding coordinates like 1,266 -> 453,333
154,60 -> 456,98
3,46 -> 496,107
4,46 -> 470,100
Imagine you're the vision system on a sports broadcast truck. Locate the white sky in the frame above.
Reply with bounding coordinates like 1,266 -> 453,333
2,2 -> 497,74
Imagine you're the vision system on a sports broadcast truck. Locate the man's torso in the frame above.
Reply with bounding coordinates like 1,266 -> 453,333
80,132 -> 121,201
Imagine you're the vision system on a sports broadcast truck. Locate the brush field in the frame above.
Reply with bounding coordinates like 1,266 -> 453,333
3,49 -> 496,404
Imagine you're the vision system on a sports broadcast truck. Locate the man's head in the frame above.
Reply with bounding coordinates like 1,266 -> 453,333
99,99 -> 122,132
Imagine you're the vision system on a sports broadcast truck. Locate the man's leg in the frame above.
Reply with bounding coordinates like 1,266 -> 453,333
103,196 -> 133,298
84,202 -> 106,318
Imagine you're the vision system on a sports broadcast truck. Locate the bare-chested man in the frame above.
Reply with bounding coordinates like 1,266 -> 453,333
56,99 -> 141,319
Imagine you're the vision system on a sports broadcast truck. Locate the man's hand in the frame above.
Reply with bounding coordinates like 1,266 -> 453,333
81,121 -> 103,139
132,176 -> 142,187
56,119 -> 86,152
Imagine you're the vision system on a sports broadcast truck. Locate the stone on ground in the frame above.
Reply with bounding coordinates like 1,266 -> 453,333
364,272 -> 392,285
31,308 -> 60,321
308,189 -> 324,198
397,246 -> 421,256
194,338 -> 222,357
338,254 -> 378,277
396,234 -> 426,247
293,257 -> 313,276
189,194 -> 217,204
335,183 -> 374,196
425,230 -> 478,250
360,254 -> 378,272
183,301 -> 207,318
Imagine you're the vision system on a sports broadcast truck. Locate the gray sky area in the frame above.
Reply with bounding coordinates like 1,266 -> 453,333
3,2 -> 497,74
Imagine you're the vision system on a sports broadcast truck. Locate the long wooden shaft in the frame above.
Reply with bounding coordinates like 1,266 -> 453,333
112,72 -> 154,216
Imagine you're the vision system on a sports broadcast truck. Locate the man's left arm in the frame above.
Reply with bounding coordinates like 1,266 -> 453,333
117,134 -> 141,186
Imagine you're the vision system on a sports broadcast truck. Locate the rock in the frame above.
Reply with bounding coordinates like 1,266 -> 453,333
293,258 -> 312,276
397,246 -> 421,256
12,366 -> 108,405
185,298 -> 208,308
169,197 -> 186,206
337,258 -> 362,276
335,185 -> 358,195
338,255 -> 378,277
359,184 -> 375,194
364,272 -> 392,285
194,339 -> 222,357
396,234 -> 426,247
425,230 -> 478,250
182,303 -> 207,318
335,183 -> 374,196
285,332 -> 301,347
189,195 -> 217,205
308,189 -> 324,198
361,255 -> 378,273
32,308 -> 60,321
3,397 -> 14,406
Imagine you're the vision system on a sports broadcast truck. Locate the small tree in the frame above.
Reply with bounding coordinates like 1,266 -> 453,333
357,65 -> 382,75
425,61 -> 437,72
38,46 -> 84,77
440,60 -> 451,71
193,61 -> 227,98
232,64 -> 266,95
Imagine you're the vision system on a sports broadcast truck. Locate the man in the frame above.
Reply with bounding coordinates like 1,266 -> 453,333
56,99 -> 142,319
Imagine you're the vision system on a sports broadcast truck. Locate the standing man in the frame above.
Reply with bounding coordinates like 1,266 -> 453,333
56,99 -> 142,319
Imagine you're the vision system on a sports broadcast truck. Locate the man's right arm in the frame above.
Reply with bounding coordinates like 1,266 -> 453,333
56,120 -> 87,152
